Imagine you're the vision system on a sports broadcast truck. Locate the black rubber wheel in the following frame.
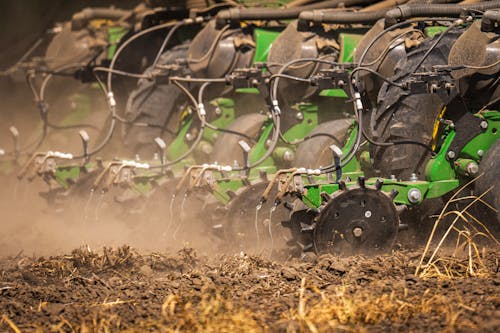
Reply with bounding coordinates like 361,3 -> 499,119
294,118 -> 352,168
474,140 -> 500,237
210,113 -> 267,166
123,42 -> 191,156
369,30 -> 463,180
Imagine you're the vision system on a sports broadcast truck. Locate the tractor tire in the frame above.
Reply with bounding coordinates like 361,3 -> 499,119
210,113 -> 267,166
123,42 -> 191,157
474,140 -> 500,237
369,30 -> 463,180
294,118 -> 352,168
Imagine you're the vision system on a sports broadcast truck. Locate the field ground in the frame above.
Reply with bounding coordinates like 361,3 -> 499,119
0,245 -> 499,332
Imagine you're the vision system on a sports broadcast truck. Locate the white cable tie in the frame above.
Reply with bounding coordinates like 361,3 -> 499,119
198,103 -> 206,117
122,160 -> 150,169
107,92 -> 116,108
52,152 -> 73,160
354,92 -> 363,112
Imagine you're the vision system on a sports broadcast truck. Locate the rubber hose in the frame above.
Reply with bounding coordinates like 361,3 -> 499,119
215,0 -> 377,28
299,9 -> 388,25
71,7 -> 130,30
385,1 -> 500,27
482,10 -> 500,31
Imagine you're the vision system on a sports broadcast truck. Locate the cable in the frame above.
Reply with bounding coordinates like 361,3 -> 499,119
361,29 -> 425,67
155,80 -> 206,167
267,73 -> 312,84
335,17 -> 469,172
93,66 -> 152,79
409,21 -> 459,75
355,17 -> 463,88
270,57 -> 339,101
152,22 -> 183,68
106,19 -> 206,94
350,66 -> 406,88
169,76 -> 228,83
196,81 -> 257,142
188,25 -> 230,64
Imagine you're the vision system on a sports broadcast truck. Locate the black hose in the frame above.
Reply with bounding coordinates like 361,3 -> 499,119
215,0 -> 377,28
71,7 -> 130,30
298,9 -> 387,26
482,10 -> 500,31
385,1 -> 500,27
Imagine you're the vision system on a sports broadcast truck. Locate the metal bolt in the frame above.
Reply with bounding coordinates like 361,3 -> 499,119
466,162 -> 479,175
353,227 -> 363,238
480,121 -> 488,130
477,149 -> 484,157
390,175 -> 396,180
364,210 -> 372,218
265,139 -> 272,148
214,107 -> 222,116
185,133 -> 194,142
407,188 -> 422,204
296,112 -> 304,121
447,150 -> 456,160
410,173 -> 418,182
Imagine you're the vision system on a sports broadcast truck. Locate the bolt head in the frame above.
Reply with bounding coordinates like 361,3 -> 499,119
480,121 -> 488,129
214,107 -> 222,116
296,112 -> 304,121
407,188 -> 422,204
447,151 -> 456,160
185,133 -> 194,142
477,149 -> 484,157
352,227 -> 363,238
466,162 -> 479,175
410,173 -> 418,182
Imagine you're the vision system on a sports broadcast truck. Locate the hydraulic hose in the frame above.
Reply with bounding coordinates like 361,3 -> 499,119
385,1 -> 500,27
71,7 -> 130,30
482,10 -> 500,31
297,0 -> 412,26
215,0 -> 377,28
299,9 -> 388,25
106,17 -> 206,94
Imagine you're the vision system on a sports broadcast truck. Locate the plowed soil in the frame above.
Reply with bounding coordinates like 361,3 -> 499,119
0,245 -> 499,332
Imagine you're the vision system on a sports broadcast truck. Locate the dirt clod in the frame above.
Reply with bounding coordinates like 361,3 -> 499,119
0,246 -> 498,332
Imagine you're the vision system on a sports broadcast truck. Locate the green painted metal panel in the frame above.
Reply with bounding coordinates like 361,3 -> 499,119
253,28 -> 281,64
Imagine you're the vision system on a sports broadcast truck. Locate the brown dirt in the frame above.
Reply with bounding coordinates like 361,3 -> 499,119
0,245 -> 499,332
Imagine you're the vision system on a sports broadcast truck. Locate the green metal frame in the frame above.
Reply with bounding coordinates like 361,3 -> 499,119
298,111 -> 499,209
